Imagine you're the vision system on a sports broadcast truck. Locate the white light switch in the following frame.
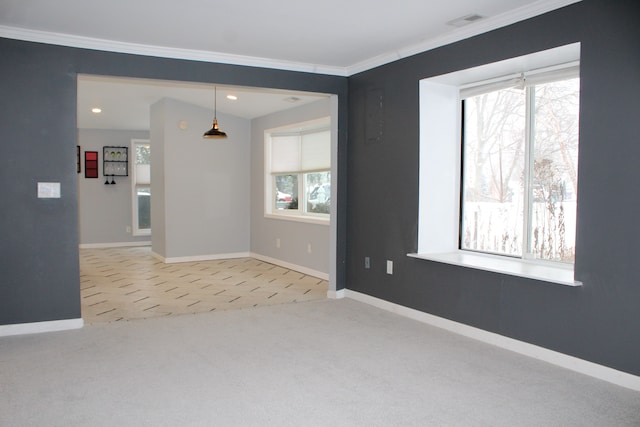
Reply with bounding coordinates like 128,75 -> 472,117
386,260 -> 393,275
37,182 -> 61,198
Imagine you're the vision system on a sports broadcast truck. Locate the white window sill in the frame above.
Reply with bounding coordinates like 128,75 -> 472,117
264,213 -> 330,226
407,251 -> 582,287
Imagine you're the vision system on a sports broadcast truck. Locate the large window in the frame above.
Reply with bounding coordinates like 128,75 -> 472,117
131,139 -> 150,236
461,71 -> 580,263
265,118 -> 331,221
413,43 -> 582,286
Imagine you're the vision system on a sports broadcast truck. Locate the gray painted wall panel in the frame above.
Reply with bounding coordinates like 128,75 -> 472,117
0,37 -> 347,326
159,98 -> 250,258
250,99 -> 331,274
78,129 -> 150,245
347,0 -> 640,375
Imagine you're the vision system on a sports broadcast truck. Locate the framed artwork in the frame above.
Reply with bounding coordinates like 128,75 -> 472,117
77,146 -> 81,173
84,151 -> 98,178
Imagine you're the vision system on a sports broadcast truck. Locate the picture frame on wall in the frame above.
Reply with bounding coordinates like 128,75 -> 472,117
84,151 -> 98,178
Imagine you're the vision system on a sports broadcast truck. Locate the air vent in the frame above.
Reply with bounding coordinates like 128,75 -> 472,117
446,13 -> 485,27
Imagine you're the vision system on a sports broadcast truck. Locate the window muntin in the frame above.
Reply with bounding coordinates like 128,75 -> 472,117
266,122 -> 331,221
461,75 -> 580,263
131,139 -> 151,236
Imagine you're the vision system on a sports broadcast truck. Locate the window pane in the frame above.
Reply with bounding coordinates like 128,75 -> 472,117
530,78 -> 580,262
135,143 -> 151,165
137,186 -> 151,229
461,88 -> 526,256
305,171 -> 330,214
275,174 -> 298,210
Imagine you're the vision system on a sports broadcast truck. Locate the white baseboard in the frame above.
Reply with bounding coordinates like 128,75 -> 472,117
152,252 -> 252,264
0,318 -> 84,337
327,289 -> 346,299
250,253 -> 329,281
345,289 -> 640,392
79,241 -> 151,249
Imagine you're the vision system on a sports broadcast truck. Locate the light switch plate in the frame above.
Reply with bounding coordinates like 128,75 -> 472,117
37,182 -> 61,198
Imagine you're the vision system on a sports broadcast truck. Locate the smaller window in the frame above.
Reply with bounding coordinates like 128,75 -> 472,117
131,139 -> 151,236
265,118 -> 331,222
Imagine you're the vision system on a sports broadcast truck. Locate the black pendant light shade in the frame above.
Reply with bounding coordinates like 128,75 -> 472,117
203,118 -> 227,139
203,86 -> 228,139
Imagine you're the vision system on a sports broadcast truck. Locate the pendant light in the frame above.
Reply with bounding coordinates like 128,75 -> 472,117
203,86 -> 228,139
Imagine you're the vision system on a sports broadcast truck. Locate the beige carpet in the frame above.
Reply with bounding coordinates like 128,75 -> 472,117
1,298 -> 639,426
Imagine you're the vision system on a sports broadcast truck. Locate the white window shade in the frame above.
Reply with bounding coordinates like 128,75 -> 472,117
460,62 -> 579,99
301,130 -> 330,171
135,164 -> 150,185
271,135 -> 301,173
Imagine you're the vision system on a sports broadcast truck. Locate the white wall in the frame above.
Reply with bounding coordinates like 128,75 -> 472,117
250,99 -> 332,275
151,98 -> 251,260
78,129 -> 150,245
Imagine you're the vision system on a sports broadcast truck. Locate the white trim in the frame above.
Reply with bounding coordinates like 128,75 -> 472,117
0,25 -> 347,77
0,1 -> 581,77
264,213 -> 330,226
417,43 -> 581,286
152,251 -> 251,264
327,289 -> 346,299
408,252 -> 581,287
0,318 -> 83,337
345,290 -> 640,392
347,0 -> 582,75
79,241 -> 151,249
250,253 -> 329,281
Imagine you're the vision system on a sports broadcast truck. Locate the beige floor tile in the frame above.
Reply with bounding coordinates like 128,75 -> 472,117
80,247 -> 327,324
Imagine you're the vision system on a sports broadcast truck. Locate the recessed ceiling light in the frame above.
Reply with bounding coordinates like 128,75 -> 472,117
91,107 -> 102,113
226,95 -> 238,101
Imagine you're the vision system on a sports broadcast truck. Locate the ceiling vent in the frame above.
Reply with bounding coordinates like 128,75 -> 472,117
446,13 -> 485,27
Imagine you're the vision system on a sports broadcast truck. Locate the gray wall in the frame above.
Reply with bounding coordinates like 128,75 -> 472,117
0,37 -> 348,326
250,99 -> 331,275
78,129 -> 150,245
151,98 -> 251,259
347,0 -> 640,376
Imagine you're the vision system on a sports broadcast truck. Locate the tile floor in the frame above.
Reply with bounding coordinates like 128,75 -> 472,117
80,246 -> 328,323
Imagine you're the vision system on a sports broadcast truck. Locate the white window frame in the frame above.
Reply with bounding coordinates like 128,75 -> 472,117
264,118 -> 331,225
131,139 -> 151,236
408,43 -> 582,287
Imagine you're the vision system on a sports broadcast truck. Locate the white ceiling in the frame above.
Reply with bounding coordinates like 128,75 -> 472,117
0,0 -> 580,130
77,75 -> 330,130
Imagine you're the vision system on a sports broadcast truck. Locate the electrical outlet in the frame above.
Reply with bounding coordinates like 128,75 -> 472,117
276,238 -> 281,248
307,243 -> 312,254
364,257 -> 370,269
126,226 -> 131,233
386,260 -> 393,275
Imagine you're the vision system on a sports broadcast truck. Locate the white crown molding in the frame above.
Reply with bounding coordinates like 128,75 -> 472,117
0,25 -> 349,77
0,0 -> 580,77
346,0 -> 582,75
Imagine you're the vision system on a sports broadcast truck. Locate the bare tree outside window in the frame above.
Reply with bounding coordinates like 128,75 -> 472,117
462,77 -> 580,263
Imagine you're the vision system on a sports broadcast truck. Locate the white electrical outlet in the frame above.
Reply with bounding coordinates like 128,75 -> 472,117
307,243 -> 312,254
126,226 -> 131,233
386,260 -> 393,275
364,257 -> 370,269
276,238 -> 281,248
